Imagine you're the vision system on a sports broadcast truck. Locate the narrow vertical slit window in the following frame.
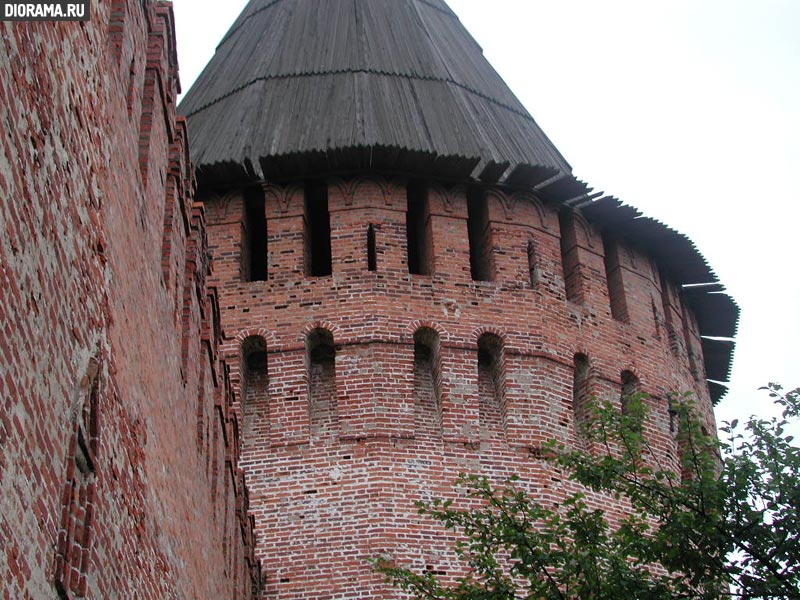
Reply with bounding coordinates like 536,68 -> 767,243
652,297 -> 662,339
307,328 -> 337,439
658,268 -> 680,356
620,370 -> 640,416
559,210 -> 583,303
242,336 -> 268,443
477,333 -> 505,442
244,188 -> 268,282
367,224 -> 377,272
572,353 -> 591,435
603,233 -> 629,322
81,364 -> 100,463
527,238 -> 538,288
406,180 -> 432,275
467,188 -> 493,281
305,181 -> 332,277
413,327 -> 441,438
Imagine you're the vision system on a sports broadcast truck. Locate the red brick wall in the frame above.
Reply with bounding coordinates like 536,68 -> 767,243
0,3 -> 716,597
0,2 -> 257,597
203,175 -> 716,598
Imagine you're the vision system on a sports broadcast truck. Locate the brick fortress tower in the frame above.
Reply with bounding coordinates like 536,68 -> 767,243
179,0 -> 738,597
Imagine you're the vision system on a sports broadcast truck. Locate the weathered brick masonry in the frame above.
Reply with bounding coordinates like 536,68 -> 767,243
0,2 -> 258,598
201,177 -> 719,598
0,0 -> 736,598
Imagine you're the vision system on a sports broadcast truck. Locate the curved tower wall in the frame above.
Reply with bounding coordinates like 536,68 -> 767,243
202,176 -> 714,598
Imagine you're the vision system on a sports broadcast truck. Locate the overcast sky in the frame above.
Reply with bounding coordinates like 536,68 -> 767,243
172,0 -> 800,430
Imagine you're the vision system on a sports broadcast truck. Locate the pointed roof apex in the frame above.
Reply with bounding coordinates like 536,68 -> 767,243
179,0 -> 571,185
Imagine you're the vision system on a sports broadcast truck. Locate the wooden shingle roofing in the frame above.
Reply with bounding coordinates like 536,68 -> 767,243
179,0 -> 737,400
179,0 -> 571,185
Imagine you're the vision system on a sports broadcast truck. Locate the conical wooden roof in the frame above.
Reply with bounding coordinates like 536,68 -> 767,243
179,0 -> 571,185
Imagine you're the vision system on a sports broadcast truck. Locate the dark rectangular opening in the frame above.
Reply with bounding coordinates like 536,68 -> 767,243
367,224 -> 377,272
406,181 -> 432,275
307,328 -> 337,439
658,267 -> 680,356
244,188 -> 267,281
477,333 -> 505,442
467,188 -> 493,281
602,233 -> 628,321
527,238 -> 538,287
305,181 -> 332,277
414,328 -> 442,438
558,210 -> 583,303
572,353 -> 592,434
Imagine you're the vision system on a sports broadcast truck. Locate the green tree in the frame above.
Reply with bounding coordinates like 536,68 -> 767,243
375,384 -> 800,599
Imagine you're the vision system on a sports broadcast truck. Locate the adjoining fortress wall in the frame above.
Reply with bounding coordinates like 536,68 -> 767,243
0,2 -> 258,597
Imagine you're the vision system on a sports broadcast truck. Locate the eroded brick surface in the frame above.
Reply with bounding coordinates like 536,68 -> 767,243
0,2 -> 257,598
